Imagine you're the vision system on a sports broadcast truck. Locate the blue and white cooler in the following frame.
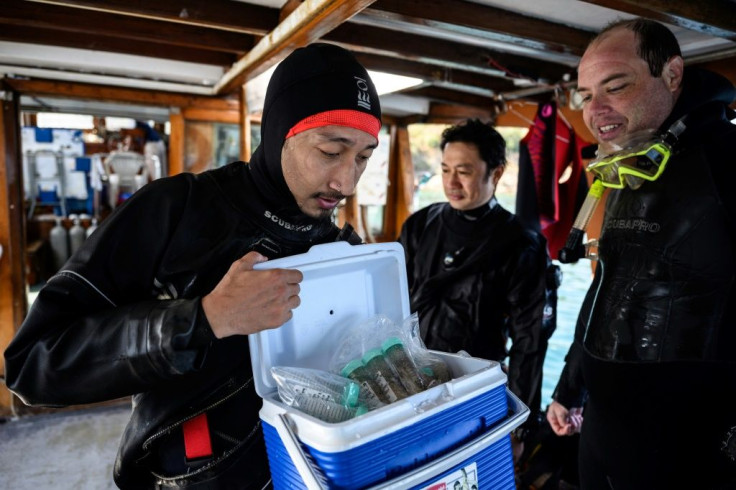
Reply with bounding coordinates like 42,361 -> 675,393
249,242 -> 528,489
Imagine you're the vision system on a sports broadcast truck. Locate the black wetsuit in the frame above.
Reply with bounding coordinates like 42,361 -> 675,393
4,43 -> 380,489
553,68 -> 736,489
398,200 -> 552,416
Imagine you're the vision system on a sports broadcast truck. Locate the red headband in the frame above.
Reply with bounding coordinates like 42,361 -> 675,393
285,109 -> 381,139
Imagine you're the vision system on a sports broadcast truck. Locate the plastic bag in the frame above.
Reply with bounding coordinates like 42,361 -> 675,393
330,314 -> 453,406
271,366 -> 367,423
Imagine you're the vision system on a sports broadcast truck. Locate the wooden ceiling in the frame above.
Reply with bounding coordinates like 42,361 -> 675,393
1,0 -> 735,120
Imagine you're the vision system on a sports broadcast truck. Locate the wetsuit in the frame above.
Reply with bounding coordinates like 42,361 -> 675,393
553,68 -> 736,489
398,199 -> 552,416
4,43 -> 380,489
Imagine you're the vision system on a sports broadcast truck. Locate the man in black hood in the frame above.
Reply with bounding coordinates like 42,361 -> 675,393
547,19 -> 736,489
4,43 -> 381,489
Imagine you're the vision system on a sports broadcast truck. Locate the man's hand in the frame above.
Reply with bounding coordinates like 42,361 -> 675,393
547,400 -> 583,436
201,251 -> 303,338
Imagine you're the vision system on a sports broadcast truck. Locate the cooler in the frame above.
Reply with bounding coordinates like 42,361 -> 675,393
249,242 -> 528,489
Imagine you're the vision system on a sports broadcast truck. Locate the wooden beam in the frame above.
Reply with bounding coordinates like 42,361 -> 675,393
215,0 -> 378,95
279,0 -> 304,22
399,85 -> 497,110
579,0 -> 736,40
3,0 -> 255,53
24,0 -> 279,36
4,78 -> 239,111
325,22 -> 573,84
370,0 -> 595,56
181,107 -> 240,124
352,52 -> 512,94
0,23 -> 238,67
0,86 -> 27,417
494,101 -> 539,128
428,102 -> 493,124
382,113 -> 427,127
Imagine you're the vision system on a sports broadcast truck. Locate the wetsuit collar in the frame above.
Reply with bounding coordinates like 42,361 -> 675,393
452,197 -> 498,221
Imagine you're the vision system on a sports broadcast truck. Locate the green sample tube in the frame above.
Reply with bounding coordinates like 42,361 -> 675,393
381,337 -> 425,395
293,393 -> 358,423
417,355 -> 453,386
362,348 -> 409,403
341,359 -> 387,408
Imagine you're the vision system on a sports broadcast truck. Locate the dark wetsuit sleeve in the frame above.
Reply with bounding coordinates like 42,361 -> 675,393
3,177 -> 215,407
505,239 -> 549,414
552,271 -> 597,408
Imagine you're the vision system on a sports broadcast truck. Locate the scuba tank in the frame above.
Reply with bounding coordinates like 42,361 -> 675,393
86,217 -> 98,238
69,217 -> 86,255
49,217 -> 69,271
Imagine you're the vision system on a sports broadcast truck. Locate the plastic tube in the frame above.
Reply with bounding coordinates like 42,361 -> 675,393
558,180 -> 605,263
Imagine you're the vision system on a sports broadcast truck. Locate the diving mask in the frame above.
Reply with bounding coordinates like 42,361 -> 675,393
558,117 -> 686,263
586,119 -> 686,190
586,131 -> 670,190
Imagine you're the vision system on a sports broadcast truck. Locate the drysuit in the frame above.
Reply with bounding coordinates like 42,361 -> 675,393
4,43 -> 381,489
399,200 -> 554,416
553,68 -> 736,489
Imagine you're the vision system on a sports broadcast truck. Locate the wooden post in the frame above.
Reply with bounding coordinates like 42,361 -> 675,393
338,195 -> 360,233
240,85 -> 251,161
0,86 -> 27,416
383,123 -> 415,241
168,109 -> 185,175
393,124 -> 415,237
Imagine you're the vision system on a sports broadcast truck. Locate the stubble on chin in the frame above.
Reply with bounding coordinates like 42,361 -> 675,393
298,200 -> 335,222
316,209 -> 335,221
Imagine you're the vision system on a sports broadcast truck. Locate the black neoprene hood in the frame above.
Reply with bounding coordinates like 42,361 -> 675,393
248,43 -> 382,213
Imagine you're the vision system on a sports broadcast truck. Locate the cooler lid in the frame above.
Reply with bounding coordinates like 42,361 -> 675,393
248,241 -> 411,398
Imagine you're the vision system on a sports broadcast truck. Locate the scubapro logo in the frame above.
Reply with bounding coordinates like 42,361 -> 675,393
355,76 -> 371,110
606,218 -> 660,233
264,211 -> 313,232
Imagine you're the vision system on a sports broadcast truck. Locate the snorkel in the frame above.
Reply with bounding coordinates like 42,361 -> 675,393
558,179 -> 605,263
558,116 -> 687,263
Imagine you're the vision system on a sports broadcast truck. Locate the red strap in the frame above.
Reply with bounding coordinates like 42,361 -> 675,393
182,413 -> 213,460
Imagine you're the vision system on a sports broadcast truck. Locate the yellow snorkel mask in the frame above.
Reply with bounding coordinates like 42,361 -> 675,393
587,138 -> 672,190
558,118 -> 686,263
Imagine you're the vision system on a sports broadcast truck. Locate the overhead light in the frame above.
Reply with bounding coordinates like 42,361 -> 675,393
36,113 -> 93,129
367,71 -> 423,95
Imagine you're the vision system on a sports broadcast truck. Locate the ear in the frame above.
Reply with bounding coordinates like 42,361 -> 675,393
491,165 -> 505,186
662,55 -> 684,93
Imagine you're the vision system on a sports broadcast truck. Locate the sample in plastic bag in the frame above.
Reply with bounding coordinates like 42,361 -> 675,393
399,313 -> 453,387
340,359 -> 387,409
381,336 -> 426,394
271,366 -> 367,423
330,313 -> 454,408
361,348 -> 410,402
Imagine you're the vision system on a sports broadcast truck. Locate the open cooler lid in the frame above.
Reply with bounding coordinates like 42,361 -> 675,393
248,241 -> 411,398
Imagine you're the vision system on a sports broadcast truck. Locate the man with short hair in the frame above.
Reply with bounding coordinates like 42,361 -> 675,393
548,19 -> 736,489
4,43 -> 381,489
399,119 -> 554,455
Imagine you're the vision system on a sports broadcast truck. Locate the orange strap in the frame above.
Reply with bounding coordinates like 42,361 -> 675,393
182,413 -> 213,460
